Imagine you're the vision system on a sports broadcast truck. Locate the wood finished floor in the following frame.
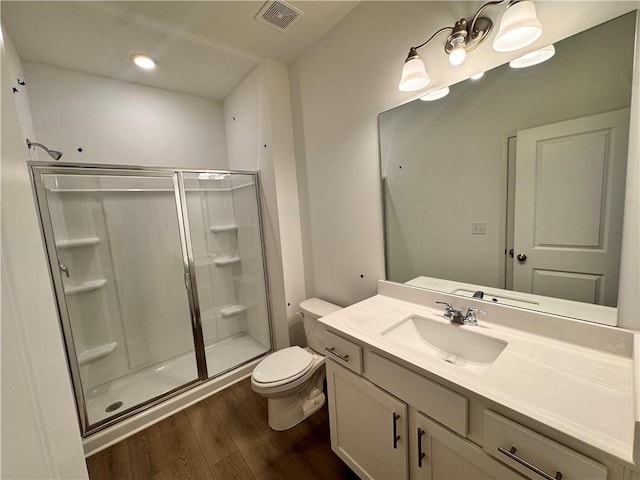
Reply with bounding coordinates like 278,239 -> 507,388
86,378 -> 358,480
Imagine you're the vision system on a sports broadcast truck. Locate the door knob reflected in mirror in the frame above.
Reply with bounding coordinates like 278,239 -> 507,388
516,254 -> 527,263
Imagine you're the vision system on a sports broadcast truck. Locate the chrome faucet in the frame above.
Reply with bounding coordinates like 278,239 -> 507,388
436,301 -> 465,323
436,301 -> 485,326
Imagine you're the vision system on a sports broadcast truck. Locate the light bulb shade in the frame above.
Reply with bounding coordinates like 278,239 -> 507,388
509,44 -> 555,68
420,87 -> 449,101
493,1 -> 543,52
398,56 -> 430,92
449,45 -> 466,66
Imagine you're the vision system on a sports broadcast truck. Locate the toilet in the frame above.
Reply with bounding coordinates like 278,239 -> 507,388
251,298 -> 342,431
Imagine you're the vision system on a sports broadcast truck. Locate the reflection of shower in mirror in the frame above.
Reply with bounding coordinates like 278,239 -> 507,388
26,138 -> 63,160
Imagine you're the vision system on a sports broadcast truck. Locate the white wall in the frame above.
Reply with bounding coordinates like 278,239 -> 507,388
224,62 -> 286,350
24,62 -> 228,169
224,59 -> 307,348
0,29 -> 88,479
289,2 -> 640,331
263,61 -> 308,339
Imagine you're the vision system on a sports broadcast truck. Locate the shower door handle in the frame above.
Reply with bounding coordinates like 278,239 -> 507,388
59,263 -> 70,278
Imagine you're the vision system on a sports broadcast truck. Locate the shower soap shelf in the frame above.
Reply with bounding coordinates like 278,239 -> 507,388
210,224 -> 238,233
220,305 -> 247,318
194,255 -> 217,267
78,342 -> 117,365
214,256 -> 241,266
56,236 -> 100,249
65,279 -> 107,295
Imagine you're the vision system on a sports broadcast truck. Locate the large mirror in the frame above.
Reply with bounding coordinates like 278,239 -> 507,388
380,12 -> 636,326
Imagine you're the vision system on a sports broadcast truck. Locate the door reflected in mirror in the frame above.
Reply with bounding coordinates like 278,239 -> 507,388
379,12 -> 636,326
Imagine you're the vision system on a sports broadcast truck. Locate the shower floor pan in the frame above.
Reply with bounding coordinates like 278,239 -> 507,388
85,333 -> 268,426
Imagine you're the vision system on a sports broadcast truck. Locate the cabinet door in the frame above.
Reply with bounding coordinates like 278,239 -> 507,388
411,411 -> 524,480
326,360 -> 408,480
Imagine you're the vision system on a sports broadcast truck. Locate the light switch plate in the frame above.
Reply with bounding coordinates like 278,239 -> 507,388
471,222 -> 486,235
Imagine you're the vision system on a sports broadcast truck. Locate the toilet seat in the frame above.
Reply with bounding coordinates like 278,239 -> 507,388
252,346 -> 314,387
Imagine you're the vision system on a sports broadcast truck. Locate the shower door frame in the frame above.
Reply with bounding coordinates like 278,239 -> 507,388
30,162 -> 274,436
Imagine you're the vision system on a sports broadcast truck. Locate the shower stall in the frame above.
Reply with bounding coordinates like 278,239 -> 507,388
30,164 -> 272,436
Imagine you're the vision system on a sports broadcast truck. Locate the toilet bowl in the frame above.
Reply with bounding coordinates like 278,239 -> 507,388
251,298 -> 342,431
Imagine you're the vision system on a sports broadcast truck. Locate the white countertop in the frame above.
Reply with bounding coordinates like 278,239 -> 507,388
319,282 -> 639,466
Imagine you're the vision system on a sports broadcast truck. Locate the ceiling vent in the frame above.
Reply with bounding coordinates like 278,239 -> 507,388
255,1 -> 303,32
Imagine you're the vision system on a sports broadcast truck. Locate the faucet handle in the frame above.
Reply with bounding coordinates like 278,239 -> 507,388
436,301 -> 455,320
435,301 -> 454,314
464,307 -> 486,325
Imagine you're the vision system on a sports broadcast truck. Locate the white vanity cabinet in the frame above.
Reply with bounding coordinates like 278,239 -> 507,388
324,329 -> 626,480
411,411 -> 523,480
326,358 -> 521,480
326,360 -> 408,479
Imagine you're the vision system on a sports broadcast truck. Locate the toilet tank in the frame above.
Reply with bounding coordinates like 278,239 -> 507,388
299,298 -> 342,354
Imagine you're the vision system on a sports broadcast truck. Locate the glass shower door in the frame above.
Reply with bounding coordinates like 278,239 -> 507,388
33,169 -> 200,433
182,172 -> 271,378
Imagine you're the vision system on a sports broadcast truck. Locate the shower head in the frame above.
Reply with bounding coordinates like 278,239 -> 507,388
48,150 -> 63,161
26,138 -> 63,161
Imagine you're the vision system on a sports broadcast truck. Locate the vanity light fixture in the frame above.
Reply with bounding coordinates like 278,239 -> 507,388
398,47 -> 431,92
448,21 -> 468,66
131,53 -> 157,70
470,71 -> 485,80
398,0 -> 543,92
420,87 -> 450,101
509,44 -> 555,68
493,1 -> 543,52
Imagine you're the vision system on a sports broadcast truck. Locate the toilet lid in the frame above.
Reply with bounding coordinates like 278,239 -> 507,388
253,346 -> 313,384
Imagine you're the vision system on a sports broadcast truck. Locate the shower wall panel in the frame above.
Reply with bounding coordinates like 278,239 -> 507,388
45,189 -> 130,391
102,191 -> 194,369
185,192 -> 219,344
232,176 -> 270,348
185,176 -> 246,345
182,172 -> 271,380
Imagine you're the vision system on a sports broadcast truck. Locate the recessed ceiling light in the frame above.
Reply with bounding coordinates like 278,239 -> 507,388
131,53 -> 157,70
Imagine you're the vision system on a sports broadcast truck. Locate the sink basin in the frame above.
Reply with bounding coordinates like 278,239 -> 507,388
380,315 -> 507,372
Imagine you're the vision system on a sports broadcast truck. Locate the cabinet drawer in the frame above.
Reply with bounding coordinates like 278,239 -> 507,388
366,351 -> 468,436
324,330 -> 363,374
483,411 -> 606,480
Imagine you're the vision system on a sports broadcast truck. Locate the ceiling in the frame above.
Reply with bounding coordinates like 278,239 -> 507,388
2,1 -> 637,102
1,1 -> 359,100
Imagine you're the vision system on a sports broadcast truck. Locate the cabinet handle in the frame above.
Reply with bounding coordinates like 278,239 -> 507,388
417,428 -> 426,467
392,412 -> 401,449
325,347 -> 349,362
498,446 -> 563,480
